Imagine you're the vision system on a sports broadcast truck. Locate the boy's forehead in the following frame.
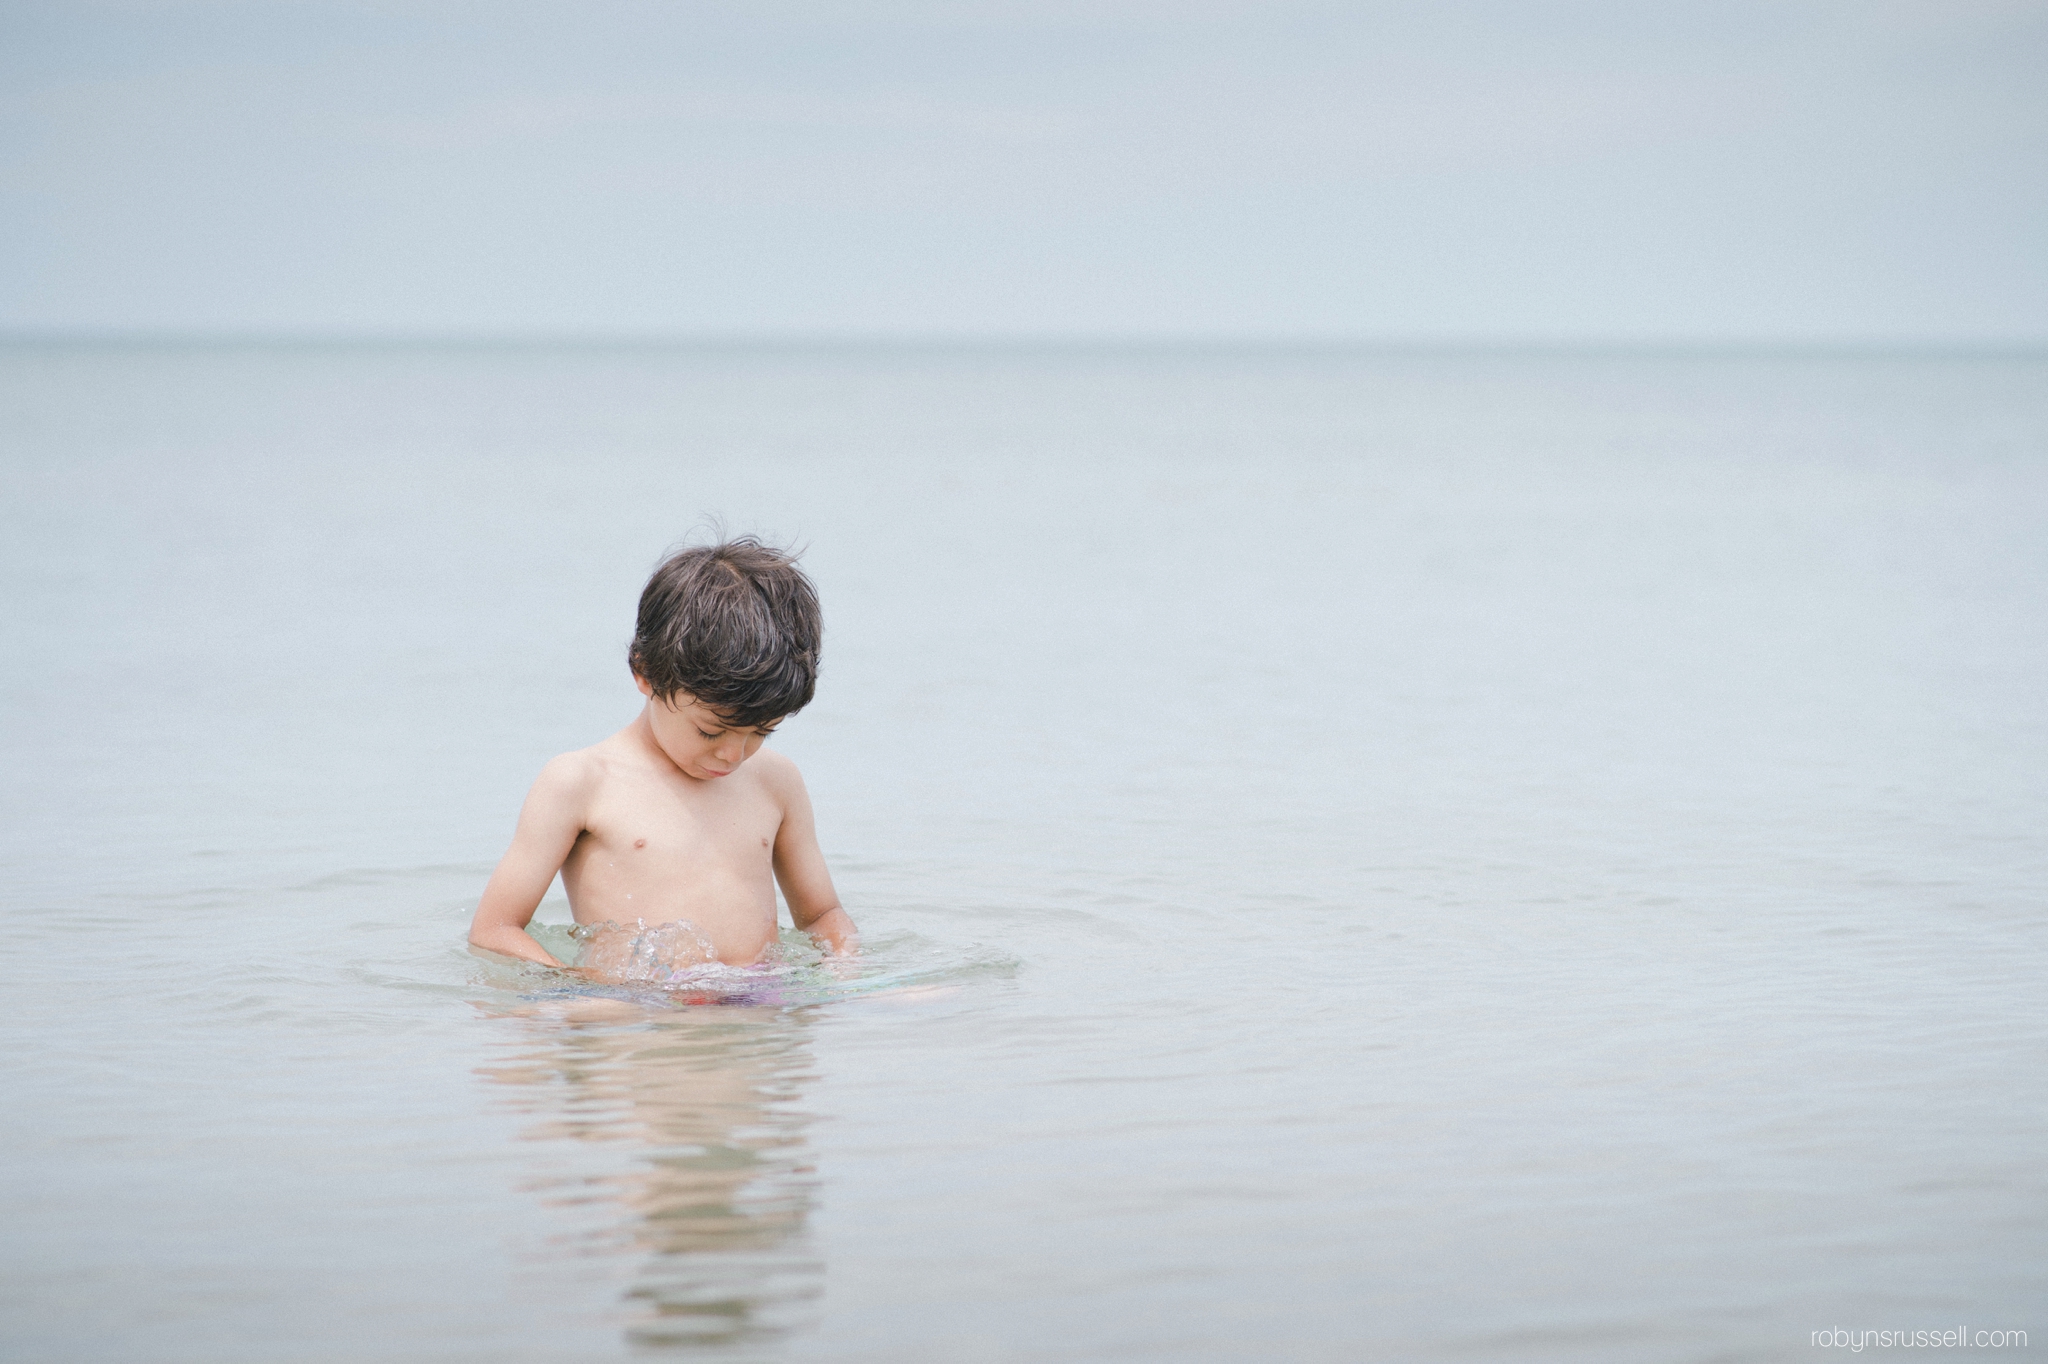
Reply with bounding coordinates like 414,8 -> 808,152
676,695 -> 780,731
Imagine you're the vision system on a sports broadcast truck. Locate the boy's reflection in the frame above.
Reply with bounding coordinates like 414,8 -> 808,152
476,998 -> 821,1350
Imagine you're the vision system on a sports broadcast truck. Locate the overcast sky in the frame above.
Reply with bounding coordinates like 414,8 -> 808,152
2,0 -> 2043,342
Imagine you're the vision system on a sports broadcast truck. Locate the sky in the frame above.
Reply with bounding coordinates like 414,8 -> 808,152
1,0 -> 2044,343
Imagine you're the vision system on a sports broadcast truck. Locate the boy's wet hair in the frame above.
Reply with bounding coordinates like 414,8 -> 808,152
628,537 -> 822,729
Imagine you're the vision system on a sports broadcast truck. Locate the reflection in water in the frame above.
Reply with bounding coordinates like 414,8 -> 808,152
476,999 -> 822,1352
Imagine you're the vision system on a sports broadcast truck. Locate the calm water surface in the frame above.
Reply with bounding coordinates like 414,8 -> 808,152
2,343 -> 2043,1362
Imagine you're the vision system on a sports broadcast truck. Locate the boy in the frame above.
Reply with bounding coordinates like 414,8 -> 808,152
468,538 -> 855,972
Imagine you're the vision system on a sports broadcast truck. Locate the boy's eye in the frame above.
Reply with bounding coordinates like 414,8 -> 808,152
697,728 -> 720,739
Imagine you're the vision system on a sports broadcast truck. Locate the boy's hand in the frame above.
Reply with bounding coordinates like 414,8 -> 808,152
801,905 -> 860,957
467,924 -> 567,969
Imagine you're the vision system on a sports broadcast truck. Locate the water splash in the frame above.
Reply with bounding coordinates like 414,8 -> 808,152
573,918 -> 720,983
470,919 -> 1019,1010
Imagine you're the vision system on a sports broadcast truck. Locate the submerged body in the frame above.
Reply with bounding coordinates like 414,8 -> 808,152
469,680 -> 855,971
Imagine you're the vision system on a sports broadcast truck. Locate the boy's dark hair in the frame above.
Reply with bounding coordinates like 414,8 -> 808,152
627,537 -> 822,728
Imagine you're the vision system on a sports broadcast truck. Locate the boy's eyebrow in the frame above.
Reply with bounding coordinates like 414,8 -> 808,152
703,716 -> 778,734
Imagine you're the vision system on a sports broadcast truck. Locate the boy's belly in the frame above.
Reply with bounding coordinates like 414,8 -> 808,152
560,853 -> 778,966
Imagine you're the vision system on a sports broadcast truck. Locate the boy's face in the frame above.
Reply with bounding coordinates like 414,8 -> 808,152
634,675 -> 780,781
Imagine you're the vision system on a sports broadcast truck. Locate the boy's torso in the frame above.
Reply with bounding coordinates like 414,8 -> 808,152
559,732 -> 787,965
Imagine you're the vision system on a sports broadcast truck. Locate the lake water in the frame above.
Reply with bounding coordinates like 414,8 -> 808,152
2,342 -> 2043,1362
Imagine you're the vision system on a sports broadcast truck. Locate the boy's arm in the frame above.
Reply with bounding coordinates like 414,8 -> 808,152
766,755 -> 857,955
468,755 -> 591,969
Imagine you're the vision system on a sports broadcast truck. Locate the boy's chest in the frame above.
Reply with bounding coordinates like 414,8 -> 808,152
587,770 -> 782,868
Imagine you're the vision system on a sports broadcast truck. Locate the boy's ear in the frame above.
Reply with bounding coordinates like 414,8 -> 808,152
632,671 -> 653,699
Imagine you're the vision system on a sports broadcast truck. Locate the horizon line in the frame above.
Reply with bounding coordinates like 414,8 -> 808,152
1,327 -> 2044,358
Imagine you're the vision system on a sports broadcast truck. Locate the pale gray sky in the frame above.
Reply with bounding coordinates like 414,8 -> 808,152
2,0 -> 2043,342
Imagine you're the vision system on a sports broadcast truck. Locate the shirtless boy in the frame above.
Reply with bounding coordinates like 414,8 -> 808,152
468,538 -> 855,972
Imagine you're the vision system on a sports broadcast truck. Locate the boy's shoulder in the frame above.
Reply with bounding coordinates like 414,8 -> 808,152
748,743 -> 804,791
716,744 -> 811,811
535,732 -> 806,804
528,745 -> 606,800
533,734 -> 647,794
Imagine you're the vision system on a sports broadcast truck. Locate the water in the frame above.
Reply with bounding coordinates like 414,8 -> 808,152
2,342 -> 2043,1362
